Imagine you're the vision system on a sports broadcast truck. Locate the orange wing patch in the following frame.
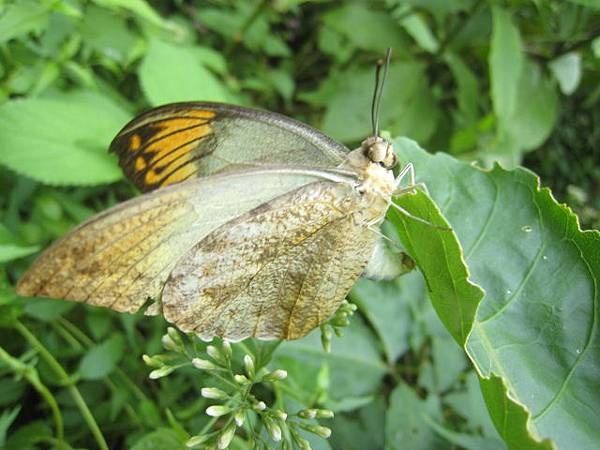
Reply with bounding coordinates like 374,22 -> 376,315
111,108 -> 218,192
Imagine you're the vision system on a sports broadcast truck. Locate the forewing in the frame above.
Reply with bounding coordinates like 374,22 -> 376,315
162,181 -> 379,341
16,169 -> 325,313
110,102 -> 349,192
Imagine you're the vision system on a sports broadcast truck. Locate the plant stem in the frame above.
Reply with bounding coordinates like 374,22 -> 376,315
0,345 -> 64,442
50,320 -> 143,427
14,320 -> 109,450
57,317 -> 149,403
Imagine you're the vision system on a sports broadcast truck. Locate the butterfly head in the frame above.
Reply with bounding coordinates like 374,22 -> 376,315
361,136 -> 397,170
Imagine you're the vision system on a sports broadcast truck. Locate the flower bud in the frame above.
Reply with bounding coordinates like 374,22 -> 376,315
298,409 -> 316,419
234,374 -> 250,385
201,387 -> 228,400
186,434 -> 210,447
221,341 -> 232,359
217,421 -> 237,449
315,409 -> 334,419
161,334 -> 178,351
303,424 -> 331,439
192,358 -> 218,370
234,409 -> 245,426
295,436 -> 312,450
149,366 -> 175,379
263,369 -> 287,382
206,405 -> 230,417
264,416 -> 282,442
142,354 -> 162,368
206,345 -> 226,365
243,354 -> 255,378
320,327 -> 333,353
273,409 -> 287,421
253,401 -> 266,411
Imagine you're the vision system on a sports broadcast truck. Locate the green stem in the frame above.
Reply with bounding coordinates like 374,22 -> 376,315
14,321 -> 109,450
0,346 -> 64,442
50,320 -> 143,427
57,317 -> 149,402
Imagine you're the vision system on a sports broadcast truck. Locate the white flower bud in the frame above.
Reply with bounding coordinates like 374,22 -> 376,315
243,354 -> 255,378
192,358 -> 218,370
273,409 -> 287,421
201,387 -> 228,400
221,341 -> 232,359
217,422 -> 237,449
234,374 -> 250,385
253,401 -> 266,411
206,405 -> 230,417
186,434 -> 209,447
234,409 -> 245,426
206,345 -> 225,365
264,416 -> 282,442
263,369 -> 287,382
149,366 -> 175,379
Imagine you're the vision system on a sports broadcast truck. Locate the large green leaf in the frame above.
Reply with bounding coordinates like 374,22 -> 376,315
138,38 -> 232,106
0,91 -> 128,185
392,137 -> 599,449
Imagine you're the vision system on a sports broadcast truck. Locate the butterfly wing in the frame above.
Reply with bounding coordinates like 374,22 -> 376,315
162,180 -> 380,341
16,168 -> 330,313
109,102 -> 349,192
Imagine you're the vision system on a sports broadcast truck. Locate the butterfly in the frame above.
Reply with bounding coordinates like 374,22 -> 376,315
16,49 -> 423,341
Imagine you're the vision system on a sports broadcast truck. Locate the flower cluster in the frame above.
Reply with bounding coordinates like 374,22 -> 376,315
143,328 -> 334,449
319,300 -> 357,352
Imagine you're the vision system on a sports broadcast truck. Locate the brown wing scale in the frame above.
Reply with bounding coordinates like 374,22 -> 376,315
162,181 -> 381,341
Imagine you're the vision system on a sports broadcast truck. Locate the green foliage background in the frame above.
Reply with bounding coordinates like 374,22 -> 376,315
0,0 -> 599,449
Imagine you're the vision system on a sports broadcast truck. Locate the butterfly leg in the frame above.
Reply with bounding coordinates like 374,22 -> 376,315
388,200 -> 451,231
393,163 -> 430,196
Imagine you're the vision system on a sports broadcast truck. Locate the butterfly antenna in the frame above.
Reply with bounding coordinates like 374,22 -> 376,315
371,47 -> 392,137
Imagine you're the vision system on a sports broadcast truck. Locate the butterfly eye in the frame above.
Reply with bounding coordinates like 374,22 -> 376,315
381,146 -> 397,169
367,142 -> 386,163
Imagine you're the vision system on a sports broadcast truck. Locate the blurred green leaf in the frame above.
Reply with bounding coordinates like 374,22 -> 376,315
549,52 -> 582,95
329,396 -> 385,450
504,60 -> 558,152
78,332 -> 125,380
0,91 -> 128,185
320,62 -> 439,144
0,406 -> 20,446
445,53 -> 479,126
489,7 -> 523,122
275,317 -> 386,404
418,335 -> 467,393
385,384 -> 445,450
349,279 -> 411,363
80,6 -> 138,65
23,298 -> 75,321
400,12 -> 439,53
139,38 -> 232,106
424,416 -> 506,450
0,0 -> 49,44
321,2 -> 409,55
130,428 -> 186,450
3,420 -> 52,450
565,0 -> 600,9
0,224 -> 39,263
91,0 -> 174,30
